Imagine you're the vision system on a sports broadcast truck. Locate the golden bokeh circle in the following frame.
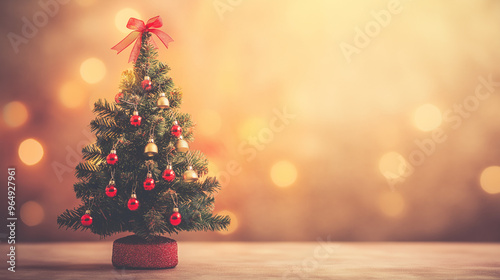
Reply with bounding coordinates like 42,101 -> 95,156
480,166 -> 500,194
413,104 -> 442,131
3,101 -> 28,128
238,117 -> 267,140
270,160 -> 298,188
115,8 -> 141,34
18,138 -> 44,166
80,57 -> 106,84
20,201 -> 45,227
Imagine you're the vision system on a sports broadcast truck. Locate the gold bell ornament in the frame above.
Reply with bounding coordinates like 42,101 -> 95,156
156,92 -> 170,109
176,136 -> 189,153
183,166 -> 198,183
144,138 -> 158,157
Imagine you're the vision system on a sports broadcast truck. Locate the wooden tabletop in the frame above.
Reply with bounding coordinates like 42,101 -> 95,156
4,242 -> 500,279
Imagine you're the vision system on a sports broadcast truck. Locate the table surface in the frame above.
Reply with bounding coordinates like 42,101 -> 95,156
2,242 -> 500,279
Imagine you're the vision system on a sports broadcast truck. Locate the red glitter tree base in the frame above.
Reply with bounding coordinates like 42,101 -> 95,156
112,235 -> 178,269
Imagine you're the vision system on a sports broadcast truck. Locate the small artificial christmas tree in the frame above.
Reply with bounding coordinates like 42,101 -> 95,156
57,16 -> 230,269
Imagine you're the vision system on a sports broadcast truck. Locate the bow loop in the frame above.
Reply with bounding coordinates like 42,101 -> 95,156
126,17 -> 146,31
145,16 -> 163,29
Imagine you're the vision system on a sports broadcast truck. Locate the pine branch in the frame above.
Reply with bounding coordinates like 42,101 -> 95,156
168,88 -> 182,108
90,116 -> 122,139
57,207 -> 88,231
82,143 -> 103,162
93,99 -> 119,119
75,161 -> 101,180
200,177 -> 222,194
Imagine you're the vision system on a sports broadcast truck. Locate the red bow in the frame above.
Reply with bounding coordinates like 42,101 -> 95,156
111,16 -> 174,63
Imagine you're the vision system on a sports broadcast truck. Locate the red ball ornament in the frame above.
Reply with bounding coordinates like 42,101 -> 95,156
162,166 -> 175,182
81,211 -> 93,226
106,150 -> 118,165
105,183 -> 117,197
130,111 -> 142,126
171,121 -> 182,138
128,195 -> 139,211
143,177 -> 155,191
115,92 -> 124,103
141,76 -> 152,91
170,209 -> 181,226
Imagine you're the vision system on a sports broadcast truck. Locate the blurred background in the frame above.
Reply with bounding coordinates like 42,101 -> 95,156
0,0 -> 500,242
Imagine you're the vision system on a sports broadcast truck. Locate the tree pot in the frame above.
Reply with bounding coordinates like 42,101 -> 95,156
112,235 -> 178,269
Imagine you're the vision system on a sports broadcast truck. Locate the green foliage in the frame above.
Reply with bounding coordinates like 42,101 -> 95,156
57,31 -> 230,239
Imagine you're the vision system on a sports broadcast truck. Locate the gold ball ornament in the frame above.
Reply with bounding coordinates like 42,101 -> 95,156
176,136 -> 189,153
157,92 -> 170,109
144,138 -> 158,157
183,166 -> 198,183
120,69 -> 136,87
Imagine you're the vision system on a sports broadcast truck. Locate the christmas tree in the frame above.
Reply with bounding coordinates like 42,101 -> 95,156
57,16 -> 230,240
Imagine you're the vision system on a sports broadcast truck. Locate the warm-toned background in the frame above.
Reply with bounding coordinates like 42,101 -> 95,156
1,0 -> 499,242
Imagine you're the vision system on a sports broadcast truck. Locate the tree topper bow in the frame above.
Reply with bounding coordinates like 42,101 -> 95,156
111,16 -> 174,63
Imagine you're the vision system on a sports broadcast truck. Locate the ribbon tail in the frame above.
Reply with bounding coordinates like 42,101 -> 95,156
111,31 -> 141,54
150,29 -> 174,49
128,36 -> 143,63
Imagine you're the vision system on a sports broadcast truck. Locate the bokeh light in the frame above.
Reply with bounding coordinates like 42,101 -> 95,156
206,161 -> 220,177
378,192 -> 406,217
480,166 -> 500,194
270,160 -> 297,188
379,152 -> 408,180
18,138 -> 44,166
413,104 -> 442,131
59,81 -> 87,108
238,117 -> 267,140
80,58 -> 106,84
198,109 -> 222,137
20,201 -> 45,226
217,210 -> 238,235
115,8 -> 141,33
3,101 -> 28,128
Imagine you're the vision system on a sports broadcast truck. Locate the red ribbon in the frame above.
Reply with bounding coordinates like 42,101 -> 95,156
111,16 -> 174,63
